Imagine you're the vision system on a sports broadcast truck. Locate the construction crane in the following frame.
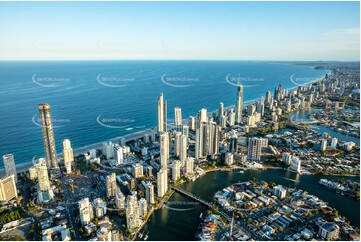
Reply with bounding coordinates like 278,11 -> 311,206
70,183 -> 78,193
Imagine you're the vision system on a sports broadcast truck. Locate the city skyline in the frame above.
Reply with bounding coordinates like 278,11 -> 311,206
0,1 -> 359,241
0,1 -> 359,61
0,60 -> 359,241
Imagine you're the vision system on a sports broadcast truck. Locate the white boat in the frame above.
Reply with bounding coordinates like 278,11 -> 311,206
239,171 -> 244,174
199,213 -> 203,218
142,231 -> 149,240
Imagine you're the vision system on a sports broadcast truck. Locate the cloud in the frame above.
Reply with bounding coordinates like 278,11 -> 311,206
323,28 -> 360,36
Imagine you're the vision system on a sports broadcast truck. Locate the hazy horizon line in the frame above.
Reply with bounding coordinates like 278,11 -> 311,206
0,59 -> 359,63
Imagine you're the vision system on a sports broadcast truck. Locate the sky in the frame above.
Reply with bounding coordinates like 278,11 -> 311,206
0,1 -> 359,61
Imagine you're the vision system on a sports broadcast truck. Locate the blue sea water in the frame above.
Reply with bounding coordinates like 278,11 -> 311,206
0,61 -> 329,168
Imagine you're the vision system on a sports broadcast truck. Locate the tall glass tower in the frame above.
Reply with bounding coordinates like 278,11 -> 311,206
38,103 -> 58,168
2,154 -> 17,182
157,93 -> 167,133
235,83 -> 243,124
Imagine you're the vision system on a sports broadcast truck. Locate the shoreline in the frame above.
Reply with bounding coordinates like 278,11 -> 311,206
1,72 -> 329,175
0,128 -> 154,176
219,72 -> 329,113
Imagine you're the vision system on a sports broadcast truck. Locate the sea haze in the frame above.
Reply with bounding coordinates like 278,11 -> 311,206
0,60 -> 329,168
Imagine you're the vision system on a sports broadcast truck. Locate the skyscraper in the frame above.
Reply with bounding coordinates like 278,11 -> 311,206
229,133 -> 238,154
182,125 -> 189,147
62,139 -> 73,174
93,197 -> 107,218
144,182 -> 155,204
38,103 -> 58,168
228,109 -> 236,126
188,116 -> 196,131
2,154 -> 17,182
195,109 -> 209,159
35,158 -> 50,191
106,173 -> 119,198
157,93 -> 167,133
180,134 -> 188,164
195,121 -> 207,159
265,91 -> 271,105
320,139 -> 328,151
182,125 -> 189,137
198,108 -> 208,123
208,121 -> 219,157
0,175 -> 17,202
218,102 -> 224,123
126,193 -> 141,230
331,138 -> 338,148
185,157 -> 194,175
290,156 -> 301,173
257,98 -> 265,117
286,100 -> 292,113
219,115 -> 227,128
174,107 -> 182,131
79,197 -> 94,225
115,191 -> 126,209
235,83 -> 243,124
274,84 -> 282,101
114,144 -> 124,165
132,163 -> 144,178
247,138 -> 268,161
157,169 -> 168,197
29,166 -> 38,180
174,131 -> 182,157
138,198 -> 148,218
159,132 -> 169,170
102,141 -> 114,159
172,160 -> 181,181
35,158 -> 54,203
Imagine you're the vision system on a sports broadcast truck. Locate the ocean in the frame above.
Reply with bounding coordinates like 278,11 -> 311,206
0,61 -> 329,169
